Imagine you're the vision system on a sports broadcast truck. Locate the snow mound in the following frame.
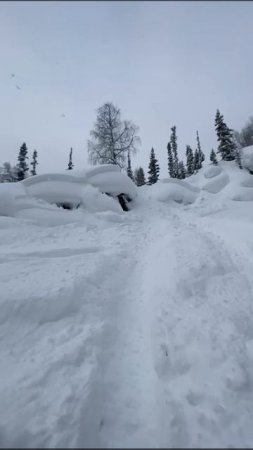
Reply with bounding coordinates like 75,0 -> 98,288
88,171 -> 136,199
0,182 -> 56,217
202,172 -> 230,194
23,179 -> 84,208
22,165 -> 137,207
230,188 -> 253,202
241,145 -> 253,173
80,185 -> 122,213
189,160 -> 253,202
161,177 -> 200,193
150,180 -> 198,204
204,165 -> 222,179
0,164 -> 133,222
84,164 -> 121,179
240,177 -> 253,188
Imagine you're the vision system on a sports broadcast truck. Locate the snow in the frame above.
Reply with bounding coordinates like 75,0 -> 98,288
22,164 -> 137,202
147,179 -> 199,205
2,160 -> 253,447
204,165 -> 223,178
0,165 -> 136,220
241,144 -> 253,172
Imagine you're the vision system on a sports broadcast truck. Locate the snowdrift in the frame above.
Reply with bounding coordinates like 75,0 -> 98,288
22,165 -> 137,205
149,179 -> 199,205
190,161 -> 253,202
2,153 -> 253,223
145,155 -> 253,206
0,165 -> 137,221
241,145 -> 253,173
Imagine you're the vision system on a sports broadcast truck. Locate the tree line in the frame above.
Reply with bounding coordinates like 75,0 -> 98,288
0,144 -> 74,183
87,103 -> 243,186
0,102 -> 248,185
0,144 -> 38,182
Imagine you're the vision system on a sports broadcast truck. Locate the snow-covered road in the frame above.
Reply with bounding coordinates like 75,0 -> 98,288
1,198 -> 253,448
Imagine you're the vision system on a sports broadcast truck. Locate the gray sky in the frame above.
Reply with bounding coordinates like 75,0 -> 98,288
1,1 -> 253,177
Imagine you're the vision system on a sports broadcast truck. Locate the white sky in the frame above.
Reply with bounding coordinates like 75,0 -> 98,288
1,1 -> 253,177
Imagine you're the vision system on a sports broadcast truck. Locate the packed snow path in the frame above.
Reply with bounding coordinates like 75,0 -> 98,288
1,200 -> 253,447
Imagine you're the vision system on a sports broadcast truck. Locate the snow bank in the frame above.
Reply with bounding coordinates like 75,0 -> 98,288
188,161 -> 253,202
0,165 -> 136,220
22,165 -> 137,207
204,165 -> 222,179
80,185 -> 122,213
149,180 -> 198,205
241,145 -> 253,173
240,177 -> 253,187
161,177 -> 200,193
230,188 -> 253,202
0,182 -> 56,217
202,172 -> 230,194
23,179 -> 84,207
88,171 -> 136,198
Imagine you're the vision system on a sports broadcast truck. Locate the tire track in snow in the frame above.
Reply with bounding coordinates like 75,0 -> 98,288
148,209 -> 253,447
72,205 -> 253,448
74,216 -> 163,448
3,204 -> 253,448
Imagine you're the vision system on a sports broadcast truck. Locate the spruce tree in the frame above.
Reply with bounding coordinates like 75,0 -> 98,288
67,148 -> 74,170
147,147 -> 160,184
167,142 -> 174,177
186,145 -> 194,176
170,126 -> 179,178
215,109 -> 236,161
127,151 -> 134,180
210,149 -> 218,165
193,149 -> 199,173
17,142 -> 29,181
30,150 -> 38,176
134,167 -> 146,186
196,130 -> 205,169
178,161 -> 186,179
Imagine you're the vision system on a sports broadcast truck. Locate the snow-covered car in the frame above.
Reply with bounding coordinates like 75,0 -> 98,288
21,164 -> 137,211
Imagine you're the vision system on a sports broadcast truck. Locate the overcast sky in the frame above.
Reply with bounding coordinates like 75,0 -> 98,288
1,1 -> 253,176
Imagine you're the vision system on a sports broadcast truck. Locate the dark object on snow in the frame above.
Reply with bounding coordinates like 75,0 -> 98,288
56,194 -> 132,212
56,202 -> 80,210
117,194 -> 129,211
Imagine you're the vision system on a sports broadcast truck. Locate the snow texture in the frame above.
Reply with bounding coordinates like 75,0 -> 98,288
241,145 -> 253,172
21,164 -> 137,209
1,159 -> 253,447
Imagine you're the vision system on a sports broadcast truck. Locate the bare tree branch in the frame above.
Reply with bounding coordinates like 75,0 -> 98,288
87,102 -> 141,168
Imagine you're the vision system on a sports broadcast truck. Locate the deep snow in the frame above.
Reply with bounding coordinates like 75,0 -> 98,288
1,161 -> 253,447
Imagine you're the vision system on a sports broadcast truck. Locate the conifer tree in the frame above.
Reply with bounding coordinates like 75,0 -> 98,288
178,161 -> 186,179
210,149 -> 218,165
147,147 -> 160,184
193,149 -> 199,173
17,142 -> 29,181
170,126 -> 179,178
30,150 -> 38,176
196,130 -> 205,169
186,145 -> 194,176
167,142 -> 174,177
134,167 -> 146,186
215,109 -> 236,161
67,148 -> 74,170
127,151 -> 134,180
